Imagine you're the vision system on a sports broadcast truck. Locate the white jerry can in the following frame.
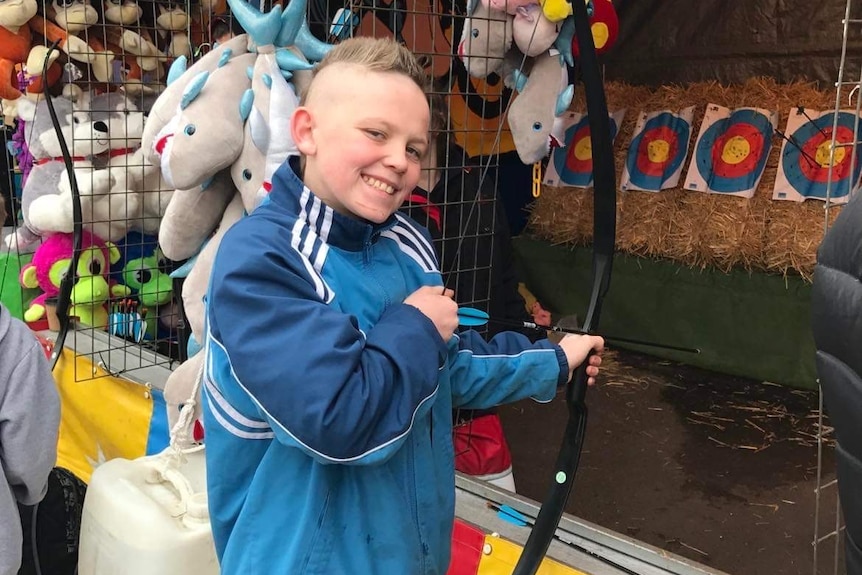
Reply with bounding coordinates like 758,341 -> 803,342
77,445 -> 219,574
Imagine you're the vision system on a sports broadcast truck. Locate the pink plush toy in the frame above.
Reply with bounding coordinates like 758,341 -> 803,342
19,231 -> 129,328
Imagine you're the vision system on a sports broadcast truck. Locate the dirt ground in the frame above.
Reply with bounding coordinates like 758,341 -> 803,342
495,349 -> 844,575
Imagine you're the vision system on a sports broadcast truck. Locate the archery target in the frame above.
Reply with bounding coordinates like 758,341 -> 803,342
773,109 -> 862,203
544,110 -> 625,188
560,114 -> 595,187
571,0 -> 619,57
621,107 -> 694,192
683,105 -> 776,198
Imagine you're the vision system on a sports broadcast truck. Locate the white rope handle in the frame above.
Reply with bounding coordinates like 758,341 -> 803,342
171,356 -> 205,449
160,355 -> 206,475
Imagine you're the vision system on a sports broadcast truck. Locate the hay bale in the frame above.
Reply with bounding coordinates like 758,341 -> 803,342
528,77 -> 850,280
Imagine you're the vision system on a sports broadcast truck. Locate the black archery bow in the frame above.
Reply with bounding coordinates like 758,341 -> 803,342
511,0 -> 617,572
40,42 -> 84,370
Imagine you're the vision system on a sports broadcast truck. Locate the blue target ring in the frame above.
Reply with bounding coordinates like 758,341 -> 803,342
780,111 -> 862,200
625,112 -> 690,191
694,108 -> 773,193
553,114 -> 620,187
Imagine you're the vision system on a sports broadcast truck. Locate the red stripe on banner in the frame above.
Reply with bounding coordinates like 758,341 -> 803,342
446,519 -> 486,575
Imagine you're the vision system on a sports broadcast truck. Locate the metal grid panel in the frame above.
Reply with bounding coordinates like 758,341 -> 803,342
0,0 -> 519,389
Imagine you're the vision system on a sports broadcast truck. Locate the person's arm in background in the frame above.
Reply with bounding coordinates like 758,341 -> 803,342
0,320 -> 60,506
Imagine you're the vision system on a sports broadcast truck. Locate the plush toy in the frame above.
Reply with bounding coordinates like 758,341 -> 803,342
155,2 -> 192,59
507,49 -> 573,164
145,1 -> 318,192
46,0 -> 167,95
162,350 -> 204,439
541,0 -> 577,23
112,231 -> 174,338
148,49 -> 258,190
113,51 -> 166,99
230,36 -> 301,212
19,230 -> 129,328
512,3 -> 560,57
485,0 -> 534,14
147,0 -> 326,255
162,193 -> 243,437
88,91 -> 172,239
24,94 -> 138,243
91,0 -> 162,94
158,169 -> 234,261
148,0 -> 334,439
458,0 -> 512,79
460,0 -> 576,166
5,95 -> 114,249
45,0 -> 119,87
180,193 -> 243,342
0,0 -> 95,102
139,37 -> 250,262
153,50 -> 300,260
96,0 -> 165,90
89,91 -> 145,160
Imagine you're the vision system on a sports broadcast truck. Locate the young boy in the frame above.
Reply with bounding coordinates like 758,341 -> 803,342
0,195 -> 61,575
203,37 -> 604,575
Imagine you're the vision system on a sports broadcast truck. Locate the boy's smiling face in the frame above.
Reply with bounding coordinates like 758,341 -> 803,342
292,64 -> 430,224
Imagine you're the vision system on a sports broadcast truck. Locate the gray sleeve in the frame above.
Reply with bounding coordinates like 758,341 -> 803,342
1,342 -> 61,506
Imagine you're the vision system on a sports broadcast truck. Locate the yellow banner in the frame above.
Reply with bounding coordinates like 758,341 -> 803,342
477,535 -> 589,575
54,349 -> 157,483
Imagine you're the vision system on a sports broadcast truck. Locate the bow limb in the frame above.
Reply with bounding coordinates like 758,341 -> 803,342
40,42 -> 85,369
511,0 -> 617,572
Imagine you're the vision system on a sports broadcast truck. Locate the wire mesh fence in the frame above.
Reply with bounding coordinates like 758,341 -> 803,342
0,0 -> 524,443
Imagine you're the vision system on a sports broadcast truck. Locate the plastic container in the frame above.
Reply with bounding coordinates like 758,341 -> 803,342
77,445 -> 219,574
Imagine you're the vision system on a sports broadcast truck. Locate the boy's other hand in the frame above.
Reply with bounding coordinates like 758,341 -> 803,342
557,334 -> 605,385
404,286 -> 458,342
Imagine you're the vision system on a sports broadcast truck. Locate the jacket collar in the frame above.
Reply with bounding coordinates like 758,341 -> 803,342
268,156 -> 399,252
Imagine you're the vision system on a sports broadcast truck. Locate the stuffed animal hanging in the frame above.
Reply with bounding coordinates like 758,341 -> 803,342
512,3 -> 559,56
507,49 -> 573,164
155,2 -> 192,59
0,0 -> 95,102
5,95 -> 114,249
44,0 -> 96,98
147,49 -> 258,190
147,0 -> 334,443
455,0 -> 622,166
457,0 -> 512,79
99,0 -> 166,93
162,193 -> 243,439
89,91 -> 172,239
112,231 -> 174,339
19,230 -> 129,328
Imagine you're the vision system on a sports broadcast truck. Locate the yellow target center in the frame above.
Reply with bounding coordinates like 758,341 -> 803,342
720,136 -> 750,164
815,141 -> 845,168
592,22 -> 610,49
647,140 -> 670,163
573,137 -> 592,161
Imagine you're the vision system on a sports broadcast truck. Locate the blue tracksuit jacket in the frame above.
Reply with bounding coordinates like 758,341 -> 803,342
203,158 -> 569,574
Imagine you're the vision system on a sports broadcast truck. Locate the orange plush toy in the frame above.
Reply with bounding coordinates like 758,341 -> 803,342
0,0 -> 95,101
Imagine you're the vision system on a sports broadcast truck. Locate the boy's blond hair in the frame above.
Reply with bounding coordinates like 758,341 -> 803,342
302,37 -> 430,104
